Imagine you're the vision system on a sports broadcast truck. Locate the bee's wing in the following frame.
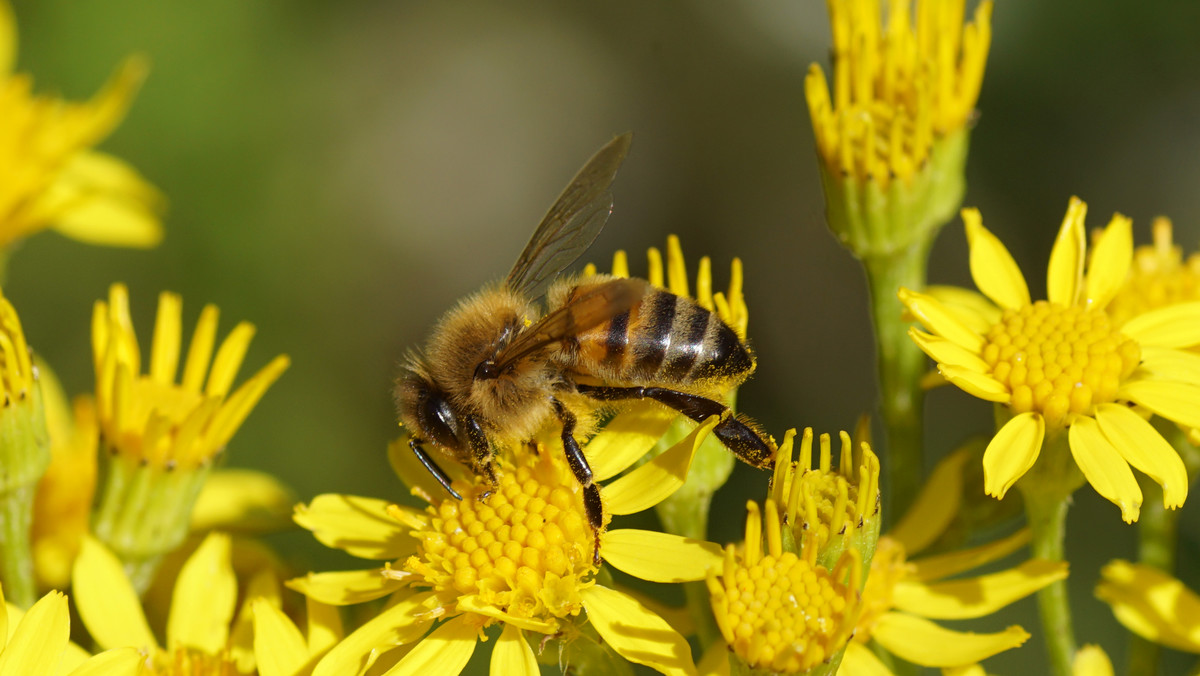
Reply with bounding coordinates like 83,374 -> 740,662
492,277 -> 648,371
505,133 -> 633,298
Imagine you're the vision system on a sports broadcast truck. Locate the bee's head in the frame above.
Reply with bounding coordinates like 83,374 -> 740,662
396,368 -> 465,460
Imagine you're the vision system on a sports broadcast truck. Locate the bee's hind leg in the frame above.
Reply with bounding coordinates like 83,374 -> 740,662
551,399 -> 603,565
409,437 -> 463,500
575,384 -> 775,469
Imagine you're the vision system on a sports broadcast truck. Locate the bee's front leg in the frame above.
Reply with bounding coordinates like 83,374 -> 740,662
409,437 -> 463,500
464,415 -> 498,501
552,399 -> 603,566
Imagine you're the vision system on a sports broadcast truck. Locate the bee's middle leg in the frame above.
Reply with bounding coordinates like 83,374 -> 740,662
551,398 -> 603,565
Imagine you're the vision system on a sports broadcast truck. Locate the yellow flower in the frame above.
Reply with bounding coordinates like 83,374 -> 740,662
0,0 -> 162,251
31,386 -> 96,590
73,531 -> 309,675
900,198 -> 1200,522
806,0 -> 992,189
1106,217 -> 1200,326
706,500 -> 863,674
1072,646 -> 1114,676
291,420 -> 726,676
838,448 -> 1068,673
1095,559 -> 1200,654
0,583 -> 143,675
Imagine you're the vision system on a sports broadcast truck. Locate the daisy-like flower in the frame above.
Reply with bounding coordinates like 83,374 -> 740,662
1107,217 -> 1200,326
900,198 -> 1200,522
291,419 -> 727,676
839,448 -> 1067,673
704,499 -> 863,675
1095,559 -> 1200,656
805,0 -> 992,255
73,530 -> 301,675
0,0 -> 162,254
0,586 -> 145,675
90,283 -> 289,591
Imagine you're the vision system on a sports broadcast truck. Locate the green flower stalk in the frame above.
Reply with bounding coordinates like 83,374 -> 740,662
805,0 -> 992,516
0,292 -> 49,608
90,283 -> 288,593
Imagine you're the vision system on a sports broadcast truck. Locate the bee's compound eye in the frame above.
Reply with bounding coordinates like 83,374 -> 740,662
419,391 -> 461,452
474,359 -> 500,380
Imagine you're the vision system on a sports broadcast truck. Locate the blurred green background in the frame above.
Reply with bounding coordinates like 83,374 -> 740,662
12,0 -> 1200,671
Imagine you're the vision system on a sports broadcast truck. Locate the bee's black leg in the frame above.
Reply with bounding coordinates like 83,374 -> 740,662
409,437 -> 463,500
552,399 -> 603,565
575,384 -> 775,468
464,416 -> 498,500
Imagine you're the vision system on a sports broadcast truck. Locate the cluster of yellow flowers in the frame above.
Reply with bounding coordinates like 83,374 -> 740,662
3,1 -> 1200,676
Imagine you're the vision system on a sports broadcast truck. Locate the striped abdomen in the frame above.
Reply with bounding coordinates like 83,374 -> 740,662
563,285 -> 754,389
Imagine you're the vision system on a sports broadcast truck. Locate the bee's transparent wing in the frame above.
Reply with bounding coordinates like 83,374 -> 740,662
505,133 -> 632,298
491,277 -> 648,372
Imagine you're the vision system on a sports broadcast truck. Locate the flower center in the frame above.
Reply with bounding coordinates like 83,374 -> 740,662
981,301 -> 1140,427
855,536 -> 911,640
151,647 -> 238,676
788,470 -> 860,551
711,549 -> 854,673
406,449 -> 595,629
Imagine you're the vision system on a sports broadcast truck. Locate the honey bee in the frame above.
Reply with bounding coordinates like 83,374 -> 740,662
396,134 -> 775,559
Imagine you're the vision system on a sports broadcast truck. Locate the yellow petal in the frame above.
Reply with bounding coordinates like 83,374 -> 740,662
1046,197 -> 1086,307
72,536 -> 158,652
697,640 -> 731,676
1073,645 -> 1114,676
49,153 -> 164,249
306,597 -> 344,656
585,405 -> 679,482
898,288 -> 985,354
382,614 -> 476,676
1119,302 -> 1200,349
1139,346 -> 1200,383
0,0 -> 13,76
963,208 -> 1030,311
286,569 -> 403,606
1096,560 -> 1200,652
982,413 -> 1043,499
168,532 -> 236,653
908,329 -> 989,373
1094,403 -> 1187,509
62,648 -> 146,676
605,415 -> 717,515
491,625 -> 538,676
890,448 -> 967,556
1069,417 -> 1142,522
0,592 -> 69,676
294,494 -> 417,561
840,641 -> 894,676
924,285 -> 1002,334
581,585 -> 697,676
944,666 -> 987,676
872,612 -> 1029,667
910,529 -> 1031,583
253,599 -> 308,676
312,592 -> 434,676
602,529 -> 722,583
893,560 -> 1068,619
454,595 -> 558,634
1121,379 -> 1200,429
192,468 -> 295,532
1084,214 -> 1132,310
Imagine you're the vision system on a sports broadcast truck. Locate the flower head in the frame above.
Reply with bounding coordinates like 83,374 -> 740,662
706,499 -> 863,674
901,198 -> 1200,521
1107,217 -> 1200,325
0,0 -> 163,252
839,448 -> 1067,673
292,420 -> 726,676
1096,559 -> 1200,654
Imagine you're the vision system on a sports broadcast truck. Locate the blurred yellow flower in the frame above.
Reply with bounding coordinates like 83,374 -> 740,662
0,583 -> 144,675
901,198 -> 1200,521
1096,559 -> 1200,653
0,0 -> 163,253
291,420 -> 726,676
839,448 -> 1067,673
1107,217 -> 1200,326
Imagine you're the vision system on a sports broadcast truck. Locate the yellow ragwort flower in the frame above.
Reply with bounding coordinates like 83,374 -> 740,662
73,531 -> 315,676
0,0 -> 162,251
806,0 -> 992,188
0,583 -> 143,675
838,448 -> 1067,673
1096,559 -> 1200,654
291,420 -> 726,676
901,198 -> 1200,521
706,499 -> 863,674
1107,216 -> 1200,326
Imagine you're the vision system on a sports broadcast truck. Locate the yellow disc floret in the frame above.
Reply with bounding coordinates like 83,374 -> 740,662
404,447 -> 595,631
981,301 -> 1140,428
152,647 -> 238,676
708,501 -> 862,673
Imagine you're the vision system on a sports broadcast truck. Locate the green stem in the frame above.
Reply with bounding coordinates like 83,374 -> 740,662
0,383 -> 50,609
862,239 -> 932,520
0,485 -> 37,608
